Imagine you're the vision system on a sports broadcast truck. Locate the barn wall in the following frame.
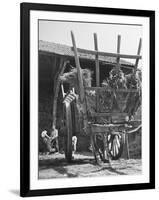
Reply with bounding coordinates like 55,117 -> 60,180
38,54 -> 91,152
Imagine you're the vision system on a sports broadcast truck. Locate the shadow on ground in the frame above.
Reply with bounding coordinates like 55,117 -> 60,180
38,152 -> 138,178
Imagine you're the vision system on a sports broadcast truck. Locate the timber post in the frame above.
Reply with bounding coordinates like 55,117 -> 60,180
94,33 -> 100,87
116,34 -> 121,69
134,38 -> 142,72
71,31 -> 88,131
71,31 -> 85,102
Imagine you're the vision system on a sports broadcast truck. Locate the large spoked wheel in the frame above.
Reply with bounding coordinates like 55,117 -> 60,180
63,103 -> 73,162
107,132 -> 124,160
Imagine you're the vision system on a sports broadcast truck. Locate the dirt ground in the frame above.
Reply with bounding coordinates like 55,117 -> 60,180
39,152 -> 142,179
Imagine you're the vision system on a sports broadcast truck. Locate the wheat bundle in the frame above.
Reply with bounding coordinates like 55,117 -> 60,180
60,68 -> 92,93
102,68 -> 127,89
102,68 -> 142,118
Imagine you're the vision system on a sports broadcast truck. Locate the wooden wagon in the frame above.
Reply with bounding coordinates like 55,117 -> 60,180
54,31 -> 142,163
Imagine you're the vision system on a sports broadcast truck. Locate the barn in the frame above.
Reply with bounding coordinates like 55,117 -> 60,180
38,40 -> 141,158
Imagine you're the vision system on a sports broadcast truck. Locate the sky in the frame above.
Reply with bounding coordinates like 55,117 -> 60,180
39,20 -> 142,65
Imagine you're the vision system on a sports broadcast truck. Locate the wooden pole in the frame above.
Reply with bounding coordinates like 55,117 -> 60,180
70,47 -> 142,60
134,38 -> 142,72
71,31 -> 88,131
94,33 -> 100,87
103,134 -> 108,161
94,33 -> 100,114
61,84 -> 65,98
116,35 -> 121,68
126,134 -> 130,159
71,31 -> 85,103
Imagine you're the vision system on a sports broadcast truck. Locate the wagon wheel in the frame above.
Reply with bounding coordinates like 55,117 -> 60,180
107,132 -> 124,160
63,103 -> 73,162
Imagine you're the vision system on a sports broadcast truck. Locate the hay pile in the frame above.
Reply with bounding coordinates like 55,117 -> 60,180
102,67 -> 141,90
59,68 -> 92,93
102,68 -> 127,89
102,68 -> 142,119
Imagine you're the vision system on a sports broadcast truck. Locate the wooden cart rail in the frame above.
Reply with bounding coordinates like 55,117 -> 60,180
71,46 -> 142,60
87,123 -> 132,133
85,87 -> 138,93
90,112 -> 128,117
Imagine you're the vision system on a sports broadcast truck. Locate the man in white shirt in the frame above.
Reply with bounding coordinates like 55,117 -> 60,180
41,125 -> 59,154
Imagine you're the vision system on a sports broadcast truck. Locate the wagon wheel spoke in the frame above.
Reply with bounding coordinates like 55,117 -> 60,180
114,138 -> 119,155
113,139 -> 117,156
109,141 -> 112,150
116,135 -> 120,148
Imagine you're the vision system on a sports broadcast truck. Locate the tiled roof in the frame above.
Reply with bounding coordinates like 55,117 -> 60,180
39,40 -> 134,66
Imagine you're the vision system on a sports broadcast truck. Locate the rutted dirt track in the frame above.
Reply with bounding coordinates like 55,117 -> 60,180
39,152 -> 141,179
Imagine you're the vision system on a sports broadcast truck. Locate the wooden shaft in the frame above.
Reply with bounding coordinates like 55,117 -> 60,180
71,31 -> 85,103
126,134 -> 130,159
85,86 -> 137,92
134,38 -> 142,71
71,31 -> 88,130
90,112 -> 128,117
116,35 -> 121,68
94,33 -> 100,87
71,47 -> 142,59
103,134 -> 108,160
61,84 -> 65,98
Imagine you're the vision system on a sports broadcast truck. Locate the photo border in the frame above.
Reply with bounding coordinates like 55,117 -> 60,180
20,2 -> 155,197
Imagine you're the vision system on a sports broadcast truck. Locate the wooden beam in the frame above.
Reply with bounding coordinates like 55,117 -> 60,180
134,38 -> 142,71
94,33 -> 100,87
127,124 -> 141,134
89,124 -> 130,133
71,31 -> 85,103
71,31 -> 88,130
71,47 -> 142,60
116,35 -> 121,68
91,112 -> 128,117
126,134 -> 130,159
61,84 -> 65,98
39,50 -> 140,68
85,87 -> 138,93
